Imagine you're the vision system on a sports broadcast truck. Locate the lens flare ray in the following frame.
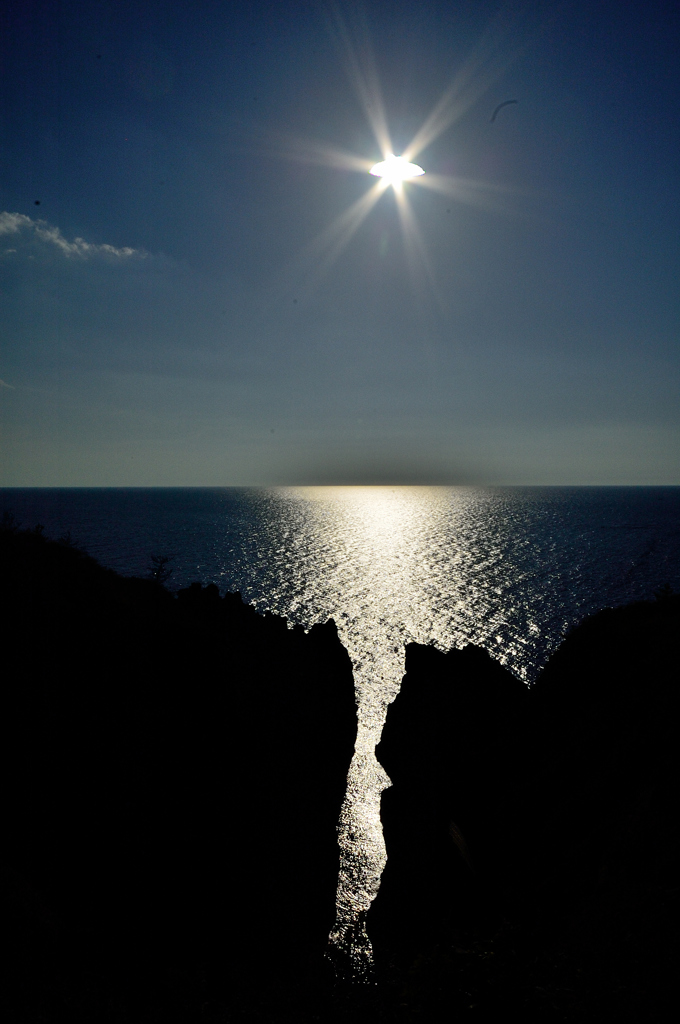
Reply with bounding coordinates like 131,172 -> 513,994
392,187 -> 444,311
278,179 -> 386,301
273,134 -> 374,175
328,4 -> 393,159
402,35 -> 518,162
309,180 -> 386,273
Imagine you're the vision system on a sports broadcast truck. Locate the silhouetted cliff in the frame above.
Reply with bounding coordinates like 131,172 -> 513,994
369,643 -> 531,955
0,524 -> 357,1022
368,594 -> 680,1021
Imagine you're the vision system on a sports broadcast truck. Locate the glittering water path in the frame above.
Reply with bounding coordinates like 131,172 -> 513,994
3,486 -> 680,966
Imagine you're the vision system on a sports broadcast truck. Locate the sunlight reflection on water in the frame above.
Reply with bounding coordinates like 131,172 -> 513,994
255,487 -> 465,968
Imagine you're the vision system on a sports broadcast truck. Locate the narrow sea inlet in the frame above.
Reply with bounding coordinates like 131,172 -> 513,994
3,485 -> 680,967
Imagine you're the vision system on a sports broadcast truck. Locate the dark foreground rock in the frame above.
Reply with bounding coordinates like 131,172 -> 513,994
0,524 -> 357,1022
368,595 -> 680,1021
369,644 -> 531,958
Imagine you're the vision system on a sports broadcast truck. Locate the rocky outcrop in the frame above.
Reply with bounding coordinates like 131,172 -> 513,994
368,643 -> 531,958
1,525 -> 357,1021
368,595 -> 680,1020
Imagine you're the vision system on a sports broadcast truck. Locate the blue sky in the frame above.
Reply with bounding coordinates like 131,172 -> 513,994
1,0 -> 678,484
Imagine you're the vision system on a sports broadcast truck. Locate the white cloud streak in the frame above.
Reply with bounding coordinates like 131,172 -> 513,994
0,211 -> 147,260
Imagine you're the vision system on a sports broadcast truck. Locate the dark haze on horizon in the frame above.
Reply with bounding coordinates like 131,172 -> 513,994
1,0 -> 678,486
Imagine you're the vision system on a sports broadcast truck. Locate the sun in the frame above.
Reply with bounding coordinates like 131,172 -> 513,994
369,154 -> 425,187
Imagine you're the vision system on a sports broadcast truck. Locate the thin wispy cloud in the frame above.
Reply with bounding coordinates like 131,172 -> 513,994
0,379 -> 15,389
0,212 -> 147,260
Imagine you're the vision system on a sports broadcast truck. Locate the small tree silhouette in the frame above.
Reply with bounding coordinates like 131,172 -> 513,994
148,553 -> 175,585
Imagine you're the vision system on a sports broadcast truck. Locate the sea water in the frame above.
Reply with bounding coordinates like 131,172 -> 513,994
3,486 -> 680,966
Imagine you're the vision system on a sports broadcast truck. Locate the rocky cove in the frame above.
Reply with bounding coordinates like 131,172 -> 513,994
1,521 -> 678,1021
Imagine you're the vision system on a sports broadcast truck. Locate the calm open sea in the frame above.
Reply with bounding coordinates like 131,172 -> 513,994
3,486 -> 680,964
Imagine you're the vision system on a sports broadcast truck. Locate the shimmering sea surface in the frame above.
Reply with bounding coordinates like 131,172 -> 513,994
3,486 -> 680,965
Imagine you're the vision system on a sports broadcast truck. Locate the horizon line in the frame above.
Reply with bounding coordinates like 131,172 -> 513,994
2,483 -> 679,490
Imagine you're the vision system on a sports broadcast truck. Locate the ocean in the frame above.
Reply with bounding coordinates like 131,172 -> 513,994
3,485 -> 679,964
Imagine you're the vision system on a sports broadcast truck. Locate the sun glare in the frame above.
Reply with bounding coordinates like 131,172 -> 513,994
277,7 -> 516,301
369,154 -> 425,185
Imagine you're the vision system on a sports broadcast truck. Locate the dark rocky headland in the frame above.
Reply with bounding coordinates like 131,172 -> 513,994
369,588 -> 680,1021
2,519 -> 678,1022
1,521 -> 357,1022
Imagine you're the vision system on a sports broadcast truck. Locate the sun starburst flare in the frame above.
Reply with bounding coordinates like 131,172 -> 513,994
273,6 -> 521,303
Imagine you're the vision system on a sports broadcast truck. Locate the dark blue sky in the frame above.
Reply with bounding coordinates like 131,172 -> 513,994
1,0 -> 678,484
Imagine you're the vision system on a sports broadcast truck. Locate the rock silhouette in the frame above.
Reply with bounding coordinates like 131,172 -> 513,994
368,595 -> 680,1020
1,523 -> 357,1021
368,643 -> 531,955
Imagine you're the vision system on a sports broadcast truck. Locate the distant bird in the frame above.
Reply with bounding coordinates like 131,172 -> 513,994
490,99 -> 518,122
34,200 -> 40,205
